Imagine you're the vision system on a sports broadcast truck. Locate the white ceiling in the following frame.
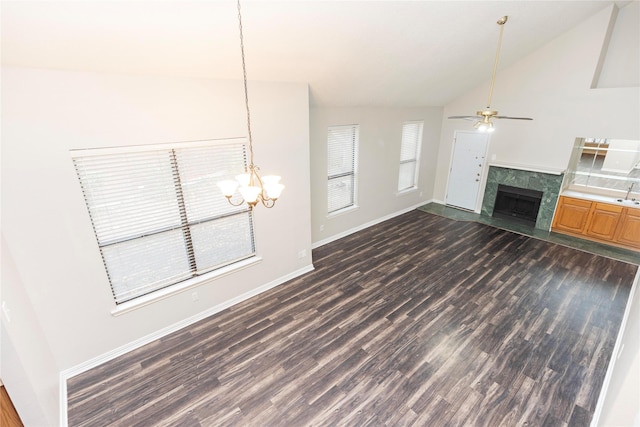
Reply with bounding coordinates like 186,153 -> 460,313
0,0 -> 626,107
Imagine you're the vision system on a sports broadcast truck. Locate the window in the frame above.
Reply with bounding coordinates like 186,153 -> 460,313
565,137 -> 640,197
398,121 -> 423,191
72,139 -> 255,305
327,125 -> 359,213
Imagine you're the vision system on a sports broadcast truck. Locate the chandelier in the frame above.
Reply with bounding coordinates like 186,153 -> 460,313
217,0 -> 284,209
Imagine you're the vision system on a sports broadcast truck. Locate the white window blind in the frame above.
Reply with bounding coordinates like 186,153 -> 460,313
327,125 -> 359,214
398,121 -> 424,191
72,139 -> 255,304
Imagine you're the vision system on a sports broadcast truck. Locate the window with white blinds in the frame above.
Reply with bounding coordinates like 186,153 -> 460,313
72,139 -> 255,305
327,125 -> 359,214
398,121 -> 424,191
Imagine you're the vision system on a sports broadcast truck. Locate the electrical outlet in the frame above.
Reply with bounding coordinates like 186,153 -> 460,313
191,292 -> 199,302
298,249 -> 307,259
319,224 -> 325,232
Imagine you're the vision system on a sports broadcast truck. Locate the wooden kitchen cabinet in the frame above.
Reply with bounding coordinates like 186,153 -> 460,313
585,203 -> 623,240
552,195 -> 639,252
552,196 -> 592,234
615,208 -> 640,249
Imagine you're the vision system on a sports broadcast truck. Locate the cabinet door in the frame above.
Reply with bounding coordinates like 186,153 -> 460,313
585,203 -> 623,240
615,208 -> 640,249
552,197 -> 592,234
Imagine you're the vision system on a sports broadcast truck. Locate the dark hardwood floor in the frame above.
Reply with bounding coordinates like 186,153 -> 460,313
67,210 -> 637,426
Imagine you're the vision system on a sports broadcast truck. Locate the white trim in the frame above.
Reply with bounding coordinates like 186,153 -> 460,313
59,263 -> 314,427
590,267 -> 640,427
489,161 -> 565,176
312,201 -> 431,249
395,187 -> 419,197
327,204 -> 359,218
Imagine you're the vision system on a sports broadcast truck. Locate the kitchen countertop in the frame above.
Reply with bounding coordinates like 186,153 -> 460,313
562,190 -> 640,209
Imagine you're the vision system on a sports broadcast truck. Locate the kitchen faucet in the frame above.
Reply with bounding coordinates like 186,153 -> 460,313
625,182 -> 635,200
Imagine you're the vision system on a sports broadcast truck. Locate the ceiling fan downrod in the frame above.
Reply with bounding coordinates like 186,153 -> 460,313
486,16 -> 508,111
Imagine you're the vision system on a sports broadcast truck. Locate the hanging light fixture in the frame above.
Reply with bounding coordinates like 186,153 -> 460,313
217,0 -> 284,209
448,16 -> 533,131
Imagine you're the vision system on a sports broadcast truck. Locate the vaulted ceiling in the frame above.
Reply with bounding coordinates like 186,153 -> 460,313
1,1 -> 627,107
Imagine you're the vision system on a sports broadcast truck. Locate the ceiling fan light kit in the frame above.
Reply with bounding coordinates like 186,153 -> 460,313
448,15 -> 533,132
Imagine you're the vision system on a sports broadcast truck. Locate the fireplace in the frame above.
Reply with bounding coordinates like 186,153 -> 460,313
482,165 -> 563,230
492,184 -> 543,226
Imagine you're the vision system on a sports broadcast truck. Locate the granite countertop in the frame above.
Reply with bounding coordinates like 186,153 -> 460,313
562,190 -> 640,209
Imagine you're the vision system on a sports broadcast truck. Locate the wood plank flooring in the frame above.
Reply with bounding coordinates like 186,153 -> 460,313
67,210 -> 637,426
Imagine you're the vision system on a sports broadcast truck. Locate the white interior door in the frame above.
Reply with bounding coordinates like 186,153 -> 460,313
445,131 -> 490,211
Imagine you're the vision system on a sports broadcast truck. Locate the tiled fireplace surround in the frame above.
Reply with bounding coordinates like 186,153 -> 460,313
481,165 -> 564,231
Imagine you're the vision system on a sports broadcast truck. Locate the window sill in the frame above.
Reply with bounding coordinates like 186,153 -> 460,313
327,205 -> 359,219
396,187 -> 418,196
111,256 -> 262,316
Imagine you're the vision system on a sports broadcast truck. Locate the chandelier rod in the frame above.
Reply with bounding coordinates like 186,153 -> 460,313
237,0 -> 255,169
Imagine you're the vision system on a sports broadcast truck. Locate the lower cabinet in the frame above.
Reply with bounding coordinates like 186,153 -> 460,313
552,196 -> 640,252
585,203 -> 622,241
552,197 -> 592,234
615,208 -> 640,249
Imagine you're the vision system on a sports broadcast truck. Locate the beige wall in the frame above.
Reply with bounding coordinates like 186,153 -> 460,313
310,106 -> 442,245
1,67 -> 312,423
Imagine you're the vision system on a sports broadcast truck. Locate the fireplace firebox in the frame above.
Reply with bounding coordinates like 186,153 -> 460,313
492,184 -> 543,226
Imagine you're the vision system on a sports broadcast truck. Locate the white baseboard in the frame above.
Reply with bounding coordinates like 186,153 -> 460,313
59,263 -> 314,427
311,201 -> 432,249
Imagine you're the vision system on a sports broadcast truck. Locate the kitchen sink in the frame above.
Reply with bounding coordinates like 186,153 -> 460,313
615,198 -> 640,205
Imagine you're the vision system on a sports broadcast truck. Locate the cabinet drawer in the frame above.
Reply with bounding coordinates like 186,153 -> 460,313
593,202 -> 623,213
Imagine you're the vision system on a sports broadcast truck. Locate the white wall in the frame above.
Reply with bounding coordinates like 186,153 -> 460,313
1,237 -> 59,426
597,0 -> 640,88
598,271 -> 640,426
434,4 -> 640,202
309,107 -> 442,244
1,67 -> 312,423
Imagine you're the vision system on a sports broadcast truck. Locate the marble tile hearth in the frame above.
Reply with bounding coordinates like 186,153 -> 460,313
481,165 -> 564,230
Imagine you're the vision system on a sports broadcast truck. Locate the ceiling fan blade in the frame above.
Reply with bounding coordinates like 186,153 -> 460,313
448,115 -> 480,121
494,116 -> 533,120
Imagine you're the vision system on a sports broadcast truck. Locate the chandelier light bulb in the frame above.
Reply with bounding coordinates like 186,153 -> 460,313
217,180 -> 240,197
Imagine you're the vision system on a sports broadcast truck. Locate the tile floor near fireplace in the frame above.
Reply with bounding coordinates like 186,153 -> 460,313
418,203 -> 639,265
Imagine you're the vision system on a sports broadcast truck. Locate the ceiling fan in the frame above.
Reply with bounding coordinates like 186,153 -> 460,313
448,16 -> 533,132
